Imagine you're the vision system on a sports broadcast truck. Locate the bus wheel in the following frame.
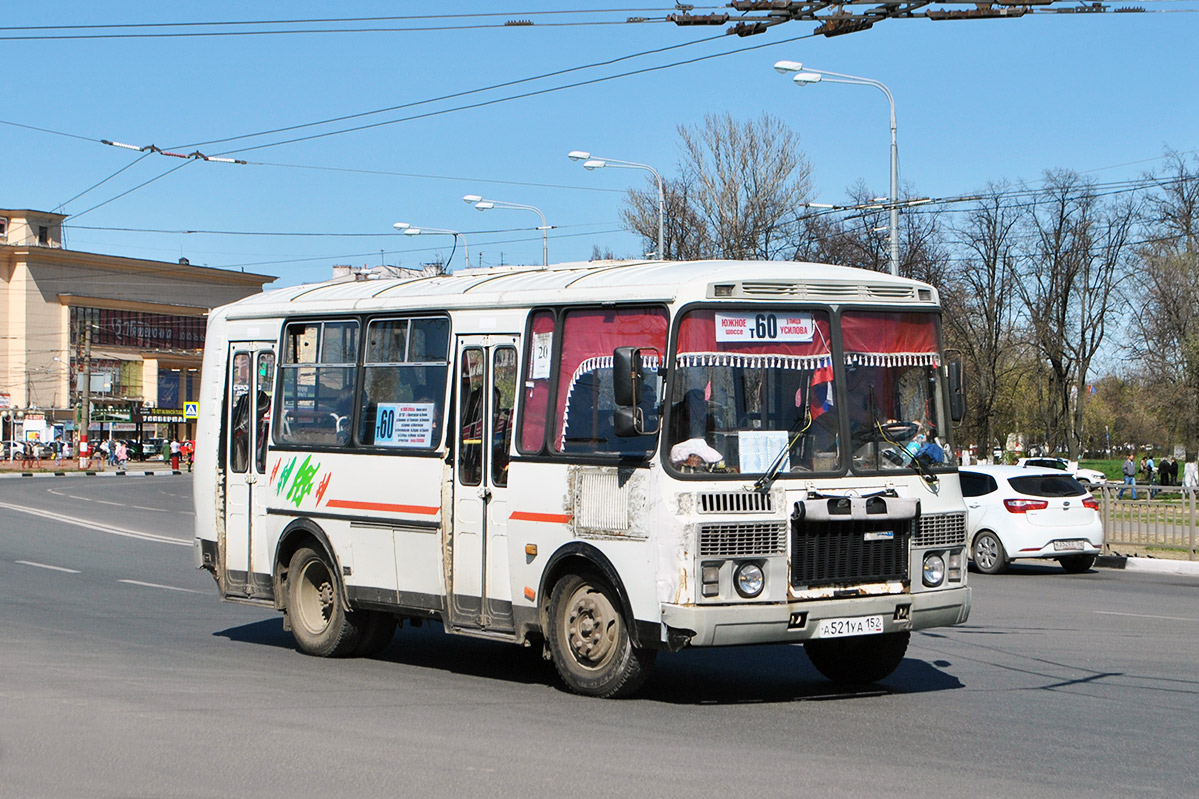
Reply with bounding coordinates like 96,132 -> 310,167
547,573 -> 655,698
286,546 -> 360,657
353,612 -> 397,656
804,631 -> 910,685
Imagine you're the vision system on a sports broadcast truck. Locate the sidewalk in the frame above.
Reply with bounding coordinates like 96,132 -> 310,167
1097,553 -> 1199,577
0,459 -> 186,479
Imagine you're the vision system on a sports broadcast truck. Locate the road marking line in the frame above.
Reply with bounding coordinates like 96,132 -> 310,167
0,501 -> 190,547
94,499 -> 123,507
15,560 -> 81,573
1094,610 -> 1199,622
118,579 -> 204,594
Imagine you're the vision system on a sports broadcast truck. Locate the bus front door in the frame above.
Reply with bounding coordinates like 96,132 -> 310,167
450,336 -> 518,633
223,344 -> 276,599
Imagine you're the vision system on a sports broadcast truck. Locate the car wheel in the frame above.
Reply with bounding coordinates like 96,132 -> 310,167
972,531 -> 1009,575
547,572 -> 655,698
1058,554 -> 1097,574
804,631 -> 910,685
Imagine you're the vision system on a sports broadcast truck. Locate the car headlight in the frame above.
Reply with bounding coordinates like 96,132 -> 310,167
734,562 -> 765,598
922,553 -> 946,587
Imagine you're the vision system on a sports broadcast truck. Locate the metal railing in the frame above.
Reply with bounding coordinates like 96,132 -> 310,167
1099,483 -> 1199,560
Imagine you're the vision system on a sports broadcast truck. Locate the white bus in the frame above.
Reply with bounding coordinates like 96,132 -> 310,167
194,259 -> 971,697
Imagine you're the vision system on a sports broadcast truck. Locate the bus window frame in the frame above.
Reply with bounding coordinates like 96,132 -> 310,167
663,301 -> 841,481
514,302 -> 669,463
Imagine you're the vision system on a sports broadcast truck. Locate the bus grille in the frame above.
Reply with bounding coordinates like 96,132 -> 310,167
698,491 -> 773,514
790,518 -> 911,588
915,512 -> 967,547
699,522 -> 787,556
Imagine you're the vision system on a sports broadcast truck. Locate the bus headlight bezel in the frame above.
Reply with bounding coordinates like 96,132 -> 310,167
922,552 -> 946,587
734,561 -> 765,598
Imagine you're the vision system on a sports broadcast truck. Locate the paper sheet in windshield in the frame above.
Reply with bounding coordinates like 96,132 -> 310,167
739,430 -> 790,473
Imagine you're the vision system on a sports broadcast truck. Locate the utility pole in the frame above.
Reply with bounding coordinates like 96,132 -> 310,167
79,323 -> 92,468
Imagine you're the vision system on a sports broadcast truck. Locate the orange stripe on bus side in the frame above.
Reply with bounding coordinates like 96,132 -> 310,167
324,499 -> 440,515
509,511 -> 574,524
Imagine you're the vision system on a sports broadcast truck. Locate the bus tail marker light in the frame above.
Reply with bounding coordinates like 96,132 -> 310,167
524,586 -> 536,601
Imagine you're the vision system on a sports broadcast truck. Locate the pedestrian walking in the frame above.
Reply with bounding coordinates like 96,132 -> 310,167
1118,452 -> 1138,500
170,438 -> 181,471
116,440 -> 128,469
182,438 -> 194,472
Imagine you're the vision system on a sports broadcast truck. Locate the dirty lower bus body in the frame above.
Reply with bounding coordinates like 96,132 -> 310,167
194,259 -> 971,697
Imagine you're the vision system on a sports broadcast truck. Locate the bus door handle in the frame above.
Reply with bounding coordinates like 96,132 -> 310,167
478,487 -> 492,501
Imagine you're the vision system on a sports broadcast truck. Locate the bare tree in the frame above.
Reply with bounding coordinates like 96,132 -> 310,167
1128,153 -> 1199,449
621,113 -> 811,260
1018,170 -> 1134,457
943,184 -> 1026,459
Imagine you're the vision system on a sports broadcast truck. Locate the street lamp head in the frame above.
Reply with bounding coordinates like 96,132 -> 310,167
392,222 -> 410,231
582,159 -> 606,171
403,228 -> 422,236
474,201 -> 495,211
792,72 -> 823,86
567,150 -> 590,162
462,194 -> 483,204
773,60 -> 804,74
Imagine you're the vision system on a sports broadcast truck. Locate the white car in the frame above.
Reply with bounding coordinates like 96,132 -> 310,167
960,465 -> 1104,574
1016,456 -> 1107,486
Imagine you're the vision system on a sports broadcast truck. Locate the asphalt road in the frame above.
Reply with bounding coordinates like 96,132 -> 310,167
2,476 -> 1197,798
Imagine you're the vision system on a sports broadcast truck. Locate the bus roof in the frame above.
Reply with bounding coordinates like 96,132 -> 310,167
214,259 -> 939,319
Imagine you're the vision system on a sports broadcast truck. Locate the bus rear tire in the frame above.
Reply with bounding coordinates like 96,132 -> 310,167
286,546 -> 360,657
804,630 -> 910,685
547,573 -> 655,698
353,611 -> 397,656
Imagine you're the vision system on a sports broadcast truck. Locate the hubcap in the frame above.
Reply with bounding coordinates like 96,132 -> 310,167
297,560 -> 334,634
565,585 -> 620,669
975,535 -> 999,570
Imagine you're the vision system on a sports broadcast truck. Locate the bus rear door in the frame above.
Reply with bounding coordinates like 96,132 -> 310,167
223,344 -> 275,599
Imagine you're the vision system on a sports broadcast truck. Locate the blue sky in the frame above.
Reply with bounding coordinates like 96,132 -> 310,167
4,2 -> 1197,286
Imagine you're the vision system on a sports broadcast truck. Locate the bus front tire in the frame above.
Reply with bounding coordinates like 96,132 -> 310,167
547,573 -> 655,698
353,611 -> 397,656
804,630 -> 910,685
286,546 -> 360,657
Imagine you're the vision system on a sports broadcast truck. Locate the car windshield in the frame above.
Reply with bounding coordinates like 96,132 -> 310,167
842,311 -> 955,474
666,308 -> 839,475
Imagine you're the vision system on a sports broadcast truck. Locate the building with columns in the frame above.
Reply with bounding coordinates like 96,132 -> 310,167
1,208 -> 274,450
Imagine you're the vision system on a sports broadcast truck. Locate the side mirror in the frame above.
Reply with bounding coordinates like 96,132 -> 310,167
947,360 -> 966,423
613,346 -> 659,438
613,346 -> 642,408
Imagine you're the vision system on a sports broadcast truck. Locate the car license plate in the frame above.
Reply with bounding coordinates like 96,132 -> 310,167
816,615 -> 884,639
1053,539 -> 1086,551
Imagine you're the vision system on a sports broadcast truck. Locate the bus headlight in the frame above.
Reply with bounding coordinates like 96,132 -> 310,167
922,553 -> 946,587
734,562 -> 764,598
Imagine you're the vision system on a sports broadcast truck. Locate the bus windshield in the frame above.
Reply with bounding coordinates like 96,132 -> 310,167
665,307 -> 954,477
667,308 -> 840,475
841,310 -> 955,474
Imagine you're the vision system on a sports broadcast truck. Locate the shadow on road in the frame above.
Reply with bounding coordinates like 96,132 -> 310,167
214,618 -> 963,704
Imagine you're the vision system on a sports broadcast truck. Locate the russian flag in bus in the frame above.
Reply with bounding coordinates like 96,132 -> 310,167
810,363 -> 834,418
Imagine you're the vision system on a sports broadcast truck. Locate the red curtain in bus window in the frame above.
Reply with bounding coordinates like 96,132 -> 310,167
518,310 -> 556,453
676,309 -> 833,367
554,307 -> 668,451
840,311 -> 940,367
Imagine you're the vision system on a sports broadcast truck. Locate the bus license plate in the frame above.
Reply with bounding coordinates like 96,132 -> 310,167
817,615 -> 884,639
1053,540 -> 1086,551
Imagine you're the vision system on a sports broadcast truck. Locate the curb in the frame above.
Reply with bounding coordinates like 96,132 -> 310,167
0,469 -> 186,479
1097,554 -> 1199,577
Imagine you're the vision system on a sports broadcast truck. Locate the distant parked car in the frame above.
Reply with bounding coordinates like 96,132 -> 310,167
1016,456 -> 1107,486
961,464 -> 1104,574
142,438 -> 165,459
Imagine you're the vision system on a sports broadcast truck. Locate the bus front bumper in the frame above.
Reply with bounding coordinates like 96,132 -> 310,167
659,586 -> 971,648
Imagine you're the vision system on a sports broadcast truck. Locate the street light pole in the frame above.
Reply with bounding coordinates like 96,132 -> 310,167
774,61 -> 900,276
393,222 -> 469,271
463,195 -> 549,266
568,151 -> 665,260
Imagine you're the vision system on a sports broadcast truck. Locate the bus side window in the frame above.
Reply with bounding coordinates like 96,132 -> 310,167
276,320 -> 359,447
492,346 -> 517,486
459,348 -> 486,486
